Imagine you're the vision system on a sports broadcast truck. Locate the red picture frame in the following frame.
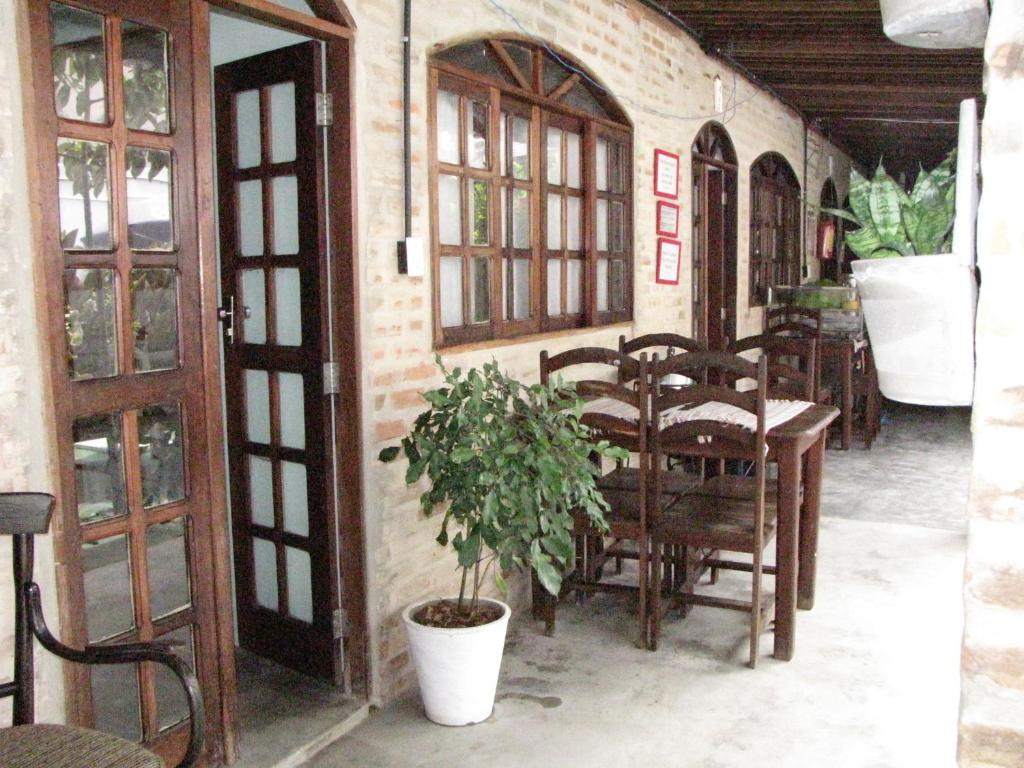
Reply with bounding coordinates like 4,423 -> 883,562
653,148 -> 680,199
656,201 -> 680,237
656,238 -> 682,285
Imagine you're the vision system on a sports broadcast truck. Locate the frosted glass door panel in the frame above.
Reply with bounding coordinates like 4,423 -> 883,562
547,260 -> 562,316
235,90 -> 261,169
83,534 -> 134,641
281,461 -> 309,537
244,369 -> 270,444
237,180 -> 264,256
566,260 -> 582,314
271,175 -> 299,255
274,268 -> 302,346
269,82 -> 297,163
285,547 -> 313,623
278,372 -> 305,449
240,268 -> 266,344
248,455 -> 274,527
253,537 -> 278,611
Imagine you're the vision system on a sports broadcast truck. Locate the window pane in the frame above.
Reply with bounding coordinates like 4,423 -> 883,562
596,258 -> 609,312
438,174 -> 462,246
274,268 -> 302,346
131,268 -> 179,373
51,3 -> 107,124
57,138 -> 112,250
440,257 -> 463,327
235,90 -> 261,169
248,455 -> 273,527
512,188 -> 530,249
282,461 -> 309,537
272,175 -> 299,255
238,180 -> 264,256
83,533 -> 134,641
126,147 -> 173,251
511,116 -> 529,180
609,142 -> 625,194
146,518 -> 191,619
286,546 -> 313,623
121,21 -> 170,133
253,536 -> 278,611
65,268 -> 117,380
138,403 -> 185,508
501,256 -> 508,320
513,258 -> 530,320
566,133 -> 581,189
469,180 -> 489,246
596,198 -> 609,251
467,100 -> 489,169
244,369 -> 270,444
74,413 -> 126,524
546,128 -> 561,185
500,114 -> 507,177
596,138 -> 609,191
546,259 -> 561,316
470,256 -> 490,324
566,196 -> 581,251
91,664 -> 140,743
269,82 -> 297,163
240,268 -> 266,344
437,90 -> 460,164
566,259 -> 582,314
500,186 -> 507,248
278,372 -> 305,449
611,259 -> 626,310
611,201 -> 625,253
154,626 -> 193,732
546,193 -> 562,250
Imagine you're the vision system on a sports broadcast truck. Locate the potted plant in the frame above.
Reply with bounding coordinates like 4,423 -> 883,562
824,150 -> 976,406
378,357 -> 624,726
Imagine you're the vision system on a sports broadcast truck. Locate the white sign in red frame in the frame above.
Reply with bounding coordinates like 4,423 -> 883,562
656,238 -> 682,285
653,148 -> 680,199
656,200 -> 680,237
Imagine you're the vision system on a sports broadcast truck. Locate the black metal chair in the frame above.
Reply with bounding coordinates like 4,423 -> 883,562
0,493 -> 204,768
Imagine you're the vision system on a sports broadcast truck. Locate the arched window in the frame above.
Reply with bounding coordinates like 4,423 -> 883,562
429,38 -> 633,346
749,152 -> 801,305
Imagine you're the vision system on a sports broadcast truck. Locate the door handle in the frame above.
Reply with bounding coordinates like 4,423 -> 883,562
218,296 -> 251,344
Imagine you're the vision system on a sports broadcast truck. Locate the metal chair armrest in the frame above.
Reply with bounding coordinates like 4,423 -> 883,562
24,582 -> 205,768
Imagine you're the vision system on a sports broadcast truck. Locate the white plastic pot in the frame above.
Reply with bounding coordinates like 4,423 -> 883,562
851,254 -> 976,406
402,597 -> 511,726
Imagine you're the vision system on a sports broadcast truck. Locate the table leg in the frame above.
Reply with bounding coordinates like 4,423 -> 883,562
798,431 -> 826,610
841,346 -> 853,450
773,444 -> 801,661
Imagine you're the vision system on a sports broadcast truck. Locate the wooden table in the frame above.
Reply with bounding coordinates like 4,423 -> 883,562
768,402 -> 840,660
820,337 -> 867,451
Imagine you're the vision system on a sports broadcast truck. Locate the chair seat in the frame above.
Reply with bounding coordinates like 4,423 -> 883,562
691,474 -> 781,505
596,465 -> 701,494
0,725 -> 164,768
653,494 -> 777,551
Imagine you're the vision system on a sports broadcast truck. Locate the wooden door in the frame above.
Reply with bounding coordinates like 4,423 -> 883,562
29,0 -> 224,762
215,42 -> 344,683
706,168 -> 726,350
692,160 -> 737,350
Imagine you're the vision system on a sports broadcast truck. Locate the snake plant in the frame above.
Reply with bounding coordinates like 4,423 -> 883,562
824,150 -> 956,259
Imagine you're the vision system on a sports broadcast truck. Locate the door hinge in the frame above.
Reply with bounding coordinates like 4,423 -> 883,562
316,92 -> 333,127
323,361 -> 341,395
332,608 -> 348,639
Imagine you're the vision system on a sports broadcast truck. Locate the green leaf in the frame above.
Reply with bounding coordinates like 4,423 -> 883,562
377,446 -> 400,463
844,227 -> 884,260
847,168 -> 872,224
868,164 -> 904,243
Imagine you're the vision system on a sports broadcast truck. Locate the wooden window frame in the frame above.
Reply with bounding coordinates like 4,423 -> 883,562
749,153 -> 801,306
429,40 -> 633,348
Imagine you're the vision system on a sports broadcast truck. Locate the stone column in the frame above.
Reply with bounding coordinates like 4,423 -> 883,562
958,1 -> 1024,765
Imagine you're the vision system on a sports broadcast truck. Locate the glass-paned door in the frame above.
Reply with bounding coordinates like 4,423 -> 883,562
215,41 -> 344,683
35,1 -> 221,763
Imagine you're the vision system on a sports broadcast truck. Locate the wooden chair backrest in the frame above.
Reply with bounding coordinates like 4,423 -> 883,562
728,333 -> 817,401
618,333 -> 706,385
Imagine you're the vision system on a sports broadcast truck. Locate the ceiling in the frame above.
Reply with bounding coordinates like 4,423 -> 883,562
650,0 -> 985,180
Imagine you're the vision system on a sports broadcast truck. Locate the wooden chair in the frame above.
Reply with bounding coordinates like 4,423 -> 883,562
727,332 -> 817,402
763,306 -> 831,405
1,493 -> 204,768
647,352 -> 777,667
536,347 -> 688,647
852,345 -> 882,448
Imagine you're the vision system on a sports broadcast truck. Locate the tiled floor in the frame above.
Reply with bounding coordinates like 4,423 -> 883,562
300,402 -> 971,768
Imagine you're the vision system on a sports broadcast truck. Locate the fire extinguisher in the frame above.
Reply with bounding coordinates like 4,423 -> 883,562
816,216 -> 836,261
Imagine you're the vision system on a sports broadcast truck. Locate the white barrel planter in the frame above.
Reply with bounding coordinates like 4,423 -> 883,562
851,254 -> 976,406
402,597 -> 511,726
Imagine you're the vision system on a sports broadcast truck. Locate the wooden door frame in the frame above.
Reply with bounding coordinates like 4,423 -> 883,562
16,0 -> 364,762
192,0 -> 366,761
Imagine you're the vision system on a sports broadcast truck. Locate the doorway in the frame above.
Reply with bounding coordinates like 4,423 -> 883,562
690,122 -> 738,350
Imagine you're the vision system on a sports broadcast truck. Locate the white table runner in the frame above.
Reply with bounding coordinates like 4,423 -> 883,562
580,397 -> 811,432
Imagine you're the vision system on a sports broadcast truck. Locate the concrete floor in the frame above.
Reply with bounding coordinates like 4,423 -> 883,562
302,402 -> 970,768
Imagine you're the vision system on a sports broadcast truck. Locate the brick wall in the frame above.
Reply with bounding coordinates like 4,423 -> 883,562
345,0 -> 853,703
0,0 -> 64,724
958,1 -> 1024,765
